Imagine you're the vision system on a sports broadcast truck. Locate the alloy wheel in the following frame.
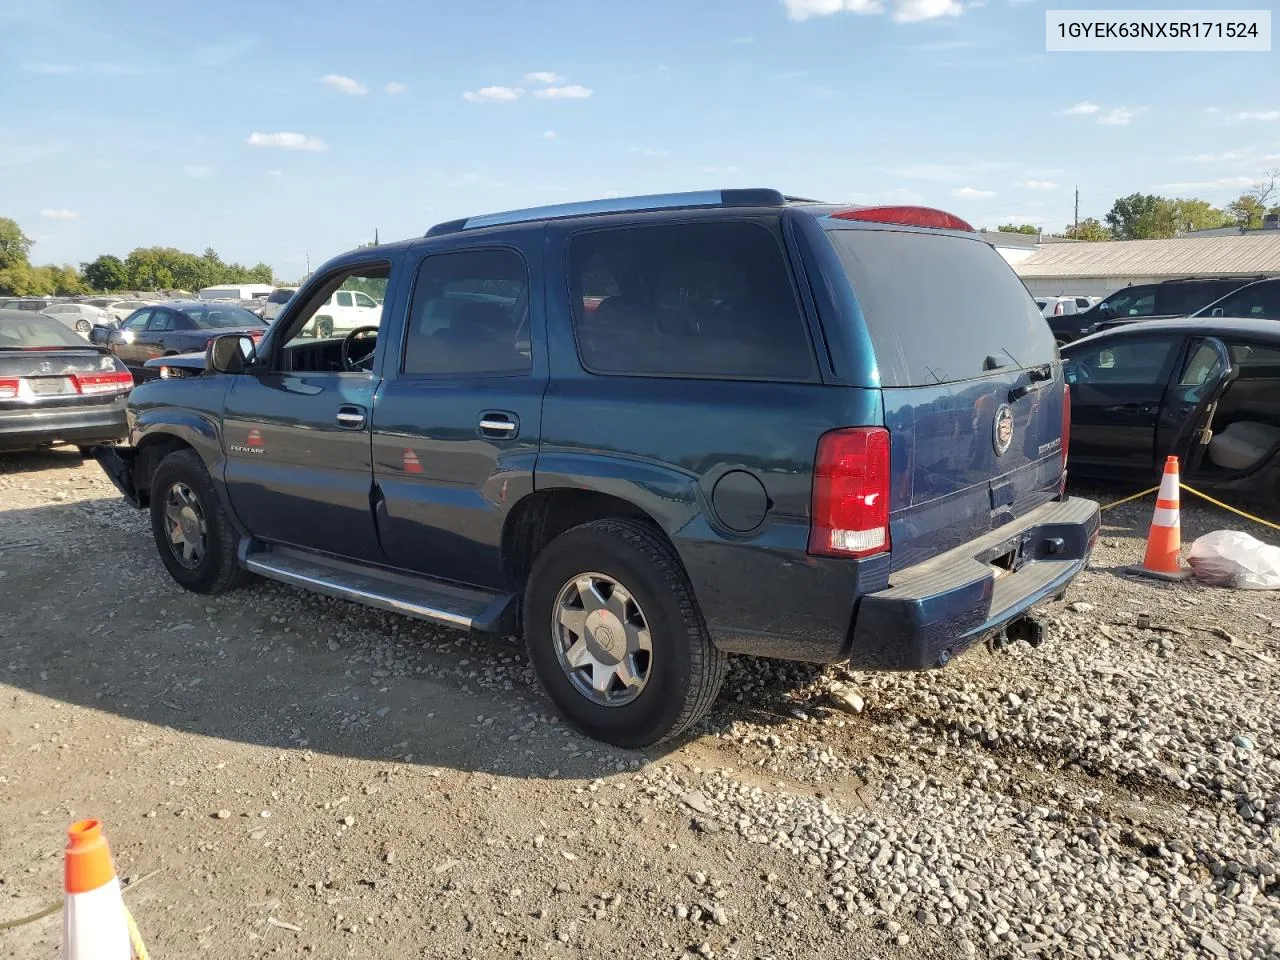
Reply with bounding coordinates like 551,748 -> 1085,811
551,572 -> 653,707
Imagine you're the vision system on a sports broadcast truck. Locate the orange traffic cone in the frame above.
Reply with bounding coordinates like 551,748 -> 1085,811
1139,456 -> 1192,581
64,820 -> 131,960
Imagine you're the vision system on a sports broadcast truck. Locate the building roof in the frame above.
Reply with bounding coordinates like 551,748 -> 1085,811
977,230 -> 1042,249
1014,233 -> 1280,279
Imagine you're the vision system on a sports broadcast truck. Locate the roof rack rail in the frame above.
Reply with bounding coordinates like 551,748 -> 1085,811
426,188 -> 788,237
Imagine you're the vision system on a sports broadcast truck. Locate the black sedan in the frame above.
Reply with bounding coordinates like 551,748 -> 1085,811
1061,316 -> 1280,504
0,310 -> 133,453
108,301 -> 268,380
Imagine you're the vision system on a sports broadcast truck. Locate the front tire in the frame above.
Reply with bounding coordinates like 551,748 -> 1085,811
315,316 -> 334,338
75,319 -> 92,335
149,450 -> 248,595
523,519 -> 727,748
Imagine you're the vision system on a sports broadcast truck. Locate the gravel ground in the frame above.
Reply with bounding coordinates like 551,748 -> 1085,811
1,448 -> 1277,959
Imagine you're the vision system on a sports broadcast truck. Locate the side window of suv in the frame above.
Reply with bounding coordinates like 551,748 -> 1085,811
568,220 -> 816,380
402,248 -> 531,376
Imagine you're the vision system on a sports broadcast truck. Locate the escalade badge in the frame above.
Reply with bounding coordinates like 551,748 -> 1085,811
993,404 -> 1014,456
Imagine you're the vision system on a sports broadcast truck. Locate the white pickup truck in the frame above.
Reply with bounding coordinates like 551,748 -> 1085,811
306,289 -> 382,337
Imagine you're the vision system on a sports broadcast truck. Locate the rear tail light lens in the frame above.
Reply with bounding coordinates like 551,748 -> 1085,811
808,427 -> 891,559
72,371 -> 133,395
0,378 -> 20,399
1053,302 -> 1064,316
830,206 -> 975,232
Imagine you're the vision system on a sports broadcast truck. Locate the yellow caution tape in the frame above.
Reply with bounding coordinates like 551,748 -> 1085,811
1178,483 -> 1280,532
1097,482 -> 1279,532
124,904 -> 150,960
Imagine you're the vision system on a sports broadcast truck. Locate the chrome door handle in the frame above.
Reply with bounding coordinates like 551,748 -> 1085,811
335,405 -> 367,429
478,417 -> 517,437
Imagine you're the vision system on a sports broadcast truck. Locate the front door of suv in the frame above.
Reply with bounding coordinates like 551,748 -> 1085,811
371,238 -> 546,589
220,258 -> 400,561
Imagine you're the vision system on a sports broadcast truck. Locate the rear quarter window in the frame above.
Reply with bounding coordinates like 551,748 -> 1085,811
567,220 -> 816,381
827,228 -> 1054,387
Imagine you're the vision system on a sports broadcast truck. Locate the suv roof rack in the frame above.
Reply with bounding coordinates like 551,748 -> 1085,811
426,188 -> 791,237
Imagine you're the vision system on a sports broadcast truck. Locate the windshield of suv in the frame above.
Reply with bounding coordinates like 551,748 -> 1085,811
181,305 -> 268,328
828,227 -> 1054,386
266,288 -> 297,304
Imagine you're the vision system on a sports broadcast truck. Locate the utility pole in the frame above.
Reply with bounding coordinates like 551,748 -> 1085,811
1074,187 -> 1080,230
305,252 -> 310,277
374,228 -> 379,246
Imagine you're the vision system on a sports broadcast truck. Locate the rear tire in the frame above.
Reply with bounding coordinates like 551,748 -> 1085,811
523,519 -> 727,748
75,319 -> 92,335
149,449 -> 248,595
315,317 -> 334,338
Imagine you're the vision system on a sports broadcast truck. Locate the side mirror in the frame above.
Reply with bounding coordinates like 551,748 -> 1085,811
206,334 -> 256,374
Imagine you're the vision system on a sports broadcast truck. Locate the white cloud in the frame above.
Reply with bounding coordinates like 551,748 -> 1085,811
184,165 -> 213,178
245,131 -> 329,152
267,169 -> 283,178
39,208 -> 78,220
1229,110 -> 1280,121
848,187 -> 927,205
1180,150 -> 1249,163
523,71 -> 564,84
463,85 -> 525,103
1096,107 -> 1134,126
542,130 -> 558,139
384,81 -> 408,95
322,74 -> 368,95
1059,101 -> 1101,116
892,0 -> 962,21
25,61 -> 153,76
883,160 -> 1010,182
952,186 -> 995,199
533,84 -> 593,99
1205,106 -> 1222,114
1023,180 -> 1059,190
1154,176 -> 1257,192
782,0 -> 962,21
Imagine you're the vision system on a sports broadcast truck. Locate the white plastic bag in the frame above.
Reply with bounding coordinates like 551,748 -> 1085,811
1186,530 -> 1280,590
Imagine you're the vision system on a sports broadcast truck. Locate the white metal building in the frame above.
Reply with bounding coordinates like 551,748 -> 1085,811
1014,233 -> 1280,298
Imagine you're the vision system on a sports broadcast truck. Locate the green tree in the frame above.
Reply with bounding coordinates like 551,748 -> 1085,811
0,217 -> 32,271
81,254 -> 130,291
1104,193 -> 1163,240
997,224 -> 1040,235
1063,218 -> 1112,241
1154,197 -> 1232,235
248,263 -> 274,284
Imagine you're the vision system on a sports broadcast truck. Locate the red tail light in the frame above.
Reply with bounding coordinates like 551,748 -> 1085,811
830,206 -> 975,232
1053,302 -> 1064,316
809,427 -> 891,559
72,371 -> 133,395
0,378 -> 20,399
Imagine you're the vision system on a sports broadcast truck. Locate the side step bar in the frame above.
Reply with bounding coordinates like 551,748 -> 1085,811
239,542 -> 516,633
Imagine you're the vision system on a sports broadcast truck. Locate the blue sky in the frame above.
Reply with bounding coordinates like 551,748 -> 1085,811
2,0 -> 1276,280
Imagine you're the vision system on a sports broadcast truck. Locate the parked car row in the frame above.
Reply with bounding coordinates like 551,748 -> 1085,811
1046,276 -> 1268,344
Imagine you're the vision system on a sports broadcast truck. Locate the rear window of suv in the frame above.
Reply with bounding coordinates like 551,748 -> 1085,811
568,220 -> 816,381
827,228 -> 1054,387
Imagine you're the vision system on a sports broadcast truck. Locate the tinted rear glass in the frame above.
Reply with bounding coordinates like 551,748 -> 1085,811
267,289 -> 296,304
568,220 -> 815,380
827,228 -> 1053,386
182,305 -> 266,328
0,314 -> 94,347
